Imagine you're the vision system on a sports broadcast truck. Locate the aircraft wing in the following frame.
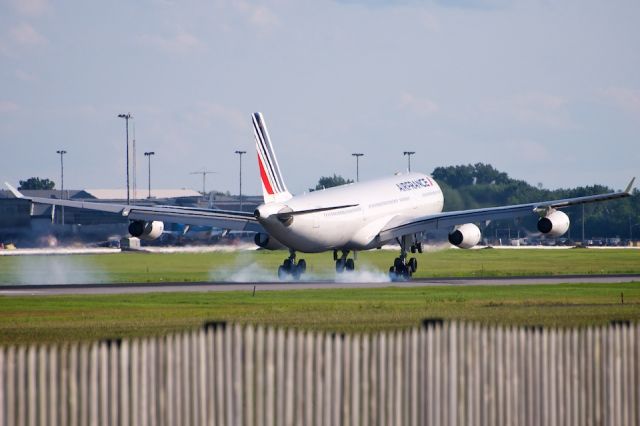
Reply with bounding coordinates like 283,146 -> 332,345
4,183 -> 264,233
378,178 -> 635,242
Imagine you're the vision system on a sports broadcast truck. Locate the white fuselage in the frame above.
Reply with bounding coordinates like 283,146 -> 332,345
256,172 -> 444,253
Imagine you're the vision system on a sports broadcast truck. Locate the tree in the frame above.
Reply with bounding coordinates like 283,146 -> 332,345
313,174 -> 354,191
18,177 -> 55,190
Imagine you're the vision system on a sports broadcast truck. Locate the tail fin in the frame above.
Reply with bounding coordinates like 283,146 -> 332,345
252,112 -> 293,204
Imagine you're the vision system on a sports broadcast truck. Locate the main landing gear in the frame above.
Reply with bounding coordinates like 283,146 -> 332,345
278,250 -> 306,280
389,236 -> 422,281
334,249 -> 355,273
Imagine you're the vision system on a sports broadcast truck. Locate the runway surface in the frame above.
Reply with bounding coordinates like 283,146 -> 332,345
1,274 -> 638,296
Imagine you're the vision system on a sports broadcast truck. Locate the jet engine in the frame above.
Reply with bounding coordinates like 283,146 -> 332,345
448,223 -> 482,249
128,220 -> 164,241
254,233 -> 286,250
537,210 -> 570,237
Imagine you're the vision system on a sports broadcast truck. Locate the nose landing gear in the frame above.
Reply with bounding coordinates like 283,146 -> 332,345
277,250 -> 306,280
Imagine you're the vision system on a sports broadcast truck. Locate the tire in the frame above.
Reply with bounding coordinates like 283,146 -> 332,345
394,257 -> 403,269
292,265 -> 301,280
401,265 -> 411,280
336,259 -> 345,273
409,257 -> 417,273
345,258 -> 355,271
298,259 -> 307,273
389,266 -> 397,281
283,258 -> 292,270
278,265 -> 288,280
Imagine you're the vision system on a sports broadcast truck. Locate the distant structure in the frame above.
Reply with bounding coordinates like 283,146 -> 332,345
0,188 -> 261,248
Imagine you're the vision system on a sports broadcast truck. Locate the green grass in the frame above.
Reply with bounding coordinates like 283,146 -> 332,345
1,248 -> 639,344
0,248 -> 639,284
1,283 -> 639,344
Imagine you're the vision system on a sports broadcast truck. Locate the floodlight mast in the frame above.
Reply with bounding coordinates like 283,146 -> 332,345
144,152 -> 155,199
352,153 -> 364,182
403,151 -> 416,172
190,170 -> 216,196
235,150 -> 247,211
117,113 -> 133,204
56,150 -> 67,225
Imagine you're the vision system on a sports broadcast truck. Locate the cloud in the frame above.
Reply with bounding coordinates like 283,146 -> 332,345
187,102 -> 247,131
599,87 -> 640,118
502,139 -> 550,162
138,31 -> 204,54
15,69 -> 37,81
10,0 -> 49,16
233,1 -> 280,30
399,92 -> 439,116
0,101 -> 19,113
336,0 -> 507,10
9,23 -> 47,45
482,92 -> 571,128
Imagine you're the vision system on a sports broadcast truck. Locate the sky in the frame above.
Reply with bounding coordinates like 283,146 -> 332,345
1,0 -> 639,196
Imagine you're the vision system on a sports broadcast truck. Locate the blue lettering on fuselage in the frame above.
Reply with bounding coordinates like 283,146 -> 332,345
396,178 -> 432,192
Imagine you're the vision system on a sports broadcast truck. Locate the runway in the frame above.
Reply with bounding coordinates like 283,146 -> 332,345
0,274 -> 638,296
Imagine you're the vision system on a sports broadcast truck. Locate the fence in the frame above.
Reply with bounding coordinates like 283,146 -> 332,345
0,321 -> 638,426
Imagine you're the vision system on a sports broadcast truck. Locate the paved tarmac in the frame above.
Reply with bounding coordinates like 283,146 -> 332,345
0,274 -> 638,296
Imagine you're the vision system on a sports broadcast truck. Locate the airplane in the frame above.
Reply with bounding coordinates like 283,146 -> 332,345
5,112 -> 636,280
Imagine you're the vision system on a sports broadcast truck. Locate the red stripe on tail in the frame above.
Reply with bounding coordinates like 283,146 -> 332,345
257,153 -> 275,195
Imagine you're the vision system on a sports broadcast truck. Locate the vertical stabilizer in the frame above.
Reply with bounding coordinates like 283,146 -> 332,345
252,112 -> 293,204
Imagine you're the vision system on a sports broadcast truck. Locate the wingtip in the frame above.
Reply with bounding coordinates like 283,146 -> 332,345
4,182 -> 23,199
625,177 -> 636,194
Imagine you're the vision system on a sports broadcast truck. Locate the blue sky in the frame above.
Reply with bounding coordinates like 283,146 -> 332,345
1,0 -> 639,196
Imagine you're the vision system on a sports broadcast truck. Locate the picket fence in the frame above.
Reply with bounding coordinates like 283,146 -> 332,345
0,320 -> 638,426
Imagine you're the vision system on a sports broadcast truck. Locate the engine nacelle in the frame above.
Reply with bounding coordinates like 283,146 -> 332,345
537,210 -> 570,237
254,233 -> 286,250
448,223 -> 482,249
128,220 -> 164,241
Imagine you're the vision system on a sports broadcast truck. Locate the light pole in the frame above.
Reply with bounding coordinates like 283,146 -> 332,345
56,150 -> 67,225
117,113 -> 132,204
235,150 -> 246,211
190,170 -> 216,196
403,151 -> 415,172
144,152 -> 155,199
352,153 -> 364,182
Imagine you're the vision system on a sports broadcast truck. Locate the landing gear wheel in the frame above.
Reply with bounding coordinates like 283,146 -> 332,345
394,257 -> 403,269
291,264 -> 301,279
336,259 -> 345,273
278,265 -> 288,280
389,266 -> 397,281
401,265 -> 411,279
278,252 -> 307,281
345,258 -> 355,271
408,257 -> 417,274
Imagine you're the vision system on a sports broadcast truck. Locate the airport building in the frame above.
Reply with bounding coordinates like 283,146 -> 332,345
0,189 -> 262,248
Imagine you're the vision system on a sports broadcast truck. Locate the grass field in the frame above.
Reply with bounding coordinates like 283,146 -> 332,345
1,283 -> 639,344
1,248 -> 638,344
0,248 -> 639,284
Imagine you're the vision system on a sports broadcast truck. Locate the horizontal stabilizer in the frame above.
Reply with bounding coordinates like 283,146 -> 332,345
4,182 -> 24,199
624,177 -> 636,194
